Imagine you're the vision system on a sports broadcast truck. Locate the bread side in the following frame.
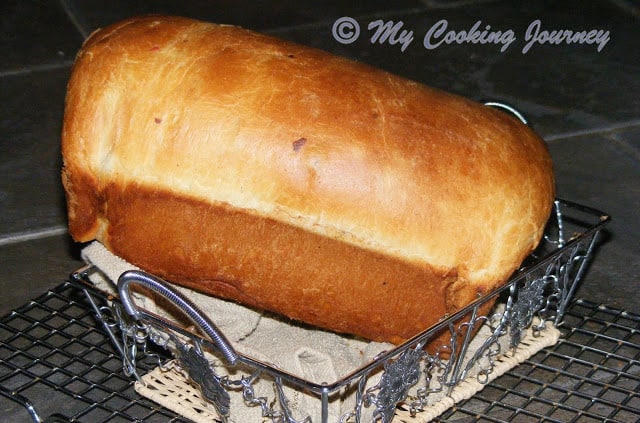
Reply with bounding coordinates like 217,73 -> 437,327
62,16 -> 555,344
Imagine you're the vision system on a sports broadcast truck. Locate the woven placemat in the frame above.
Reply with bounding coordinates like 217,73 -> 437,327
135,362 -> 222,422
134,325 -> 560,423
394,324 -> 560,422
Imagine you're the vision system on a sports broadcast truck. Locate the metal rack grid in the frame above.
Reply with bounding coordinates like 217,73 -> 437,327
1,282 -> 638,423
439,299 -> 640,423
0,283 -> 185,422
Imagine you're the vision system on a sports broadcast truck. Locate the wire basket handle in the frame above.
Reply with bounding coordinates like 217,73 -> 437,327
117,270 -> 239,365
483,100 -> 529,125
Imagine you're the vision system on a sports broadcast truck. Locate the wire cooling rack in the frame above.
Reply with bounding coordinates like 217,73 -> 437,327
0,282 -> 638,423
0,283 -> 185,422
439,299 -> 640,423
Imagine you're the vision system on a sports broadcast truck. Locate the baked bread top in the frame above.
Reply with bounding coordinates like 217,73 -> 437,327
62,16 -> 555,309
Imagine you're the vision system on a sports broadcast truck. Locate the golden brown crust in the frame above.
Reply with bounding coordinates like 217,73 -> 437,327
61,15 -> 555,344
96,181 -> 456,343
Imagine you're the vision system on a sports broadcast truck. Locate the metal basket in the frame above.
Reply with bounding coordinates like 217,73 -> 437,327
63,198 -> 609,423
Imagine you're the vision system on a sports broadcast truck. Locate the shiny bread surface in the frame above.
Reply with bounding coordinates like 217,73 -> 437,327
62,16 -> 555,343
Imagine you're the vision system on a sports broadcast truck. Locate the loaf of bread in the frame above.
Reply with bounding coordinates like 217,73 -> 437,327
61,15 -> 555,345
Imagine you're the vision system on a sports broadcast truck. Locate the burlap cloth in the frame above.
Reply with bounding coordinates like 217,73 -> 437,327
81,241 -> 560,422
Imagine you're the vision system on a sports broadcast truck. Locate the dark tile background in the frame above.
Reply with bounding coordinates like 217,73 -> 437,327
1,1 -> 638,317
